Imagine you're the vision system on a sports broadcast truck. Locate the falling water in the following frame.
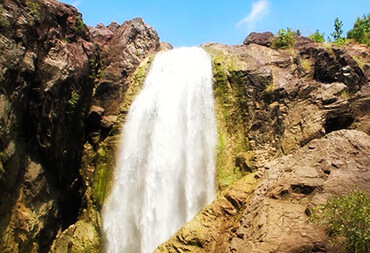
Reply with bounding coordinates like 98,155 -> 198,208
102,47 -> 216,253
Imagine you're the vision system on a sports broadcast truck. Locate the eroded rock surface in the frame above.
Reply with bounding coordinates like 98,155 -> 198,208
157,130 -> 370,252
0,0 -> 161,251
89,18 -> 160,114
0,0 -> 96,251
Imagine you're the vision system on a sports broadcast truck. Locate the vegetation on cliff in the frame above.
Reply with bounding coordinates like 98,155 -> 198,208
310,190 -> 370,253
347,14 -> 370,46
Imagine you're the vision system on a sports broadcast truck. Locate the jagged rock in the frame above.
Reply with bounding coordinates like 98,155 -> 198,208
157,130 -> 370,252
294,35 -> 314,49
0,0 -> 96,250
243,32 -> 274,47
314,46 -> 366,92
91,17 -> 160,114
88,23 -> 114,47
320,82 -> 347,104
160,41 -> 174,51
86,105 -> 105,131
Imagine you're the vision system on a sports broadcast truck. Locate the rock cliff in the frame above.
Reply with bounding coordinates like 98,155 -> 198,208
0,0 -> 369,252
157,38 -> 370,252
0,0 -> 161,251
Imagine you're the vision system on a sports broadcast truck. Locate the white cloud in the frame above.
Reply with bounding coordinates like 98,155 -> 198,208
237,0 -> 269,30
71,1 -> 81,7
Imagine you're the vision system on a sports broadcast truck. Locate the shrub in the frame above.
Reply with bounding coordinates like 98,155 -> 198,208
309,189 -> 370,253
309,29 -> 325,43
25,0 -> 41,22
347,14 -> 370,46
74,16 -> 84,32
330,17 -> 346,45
272,28 -> 296,49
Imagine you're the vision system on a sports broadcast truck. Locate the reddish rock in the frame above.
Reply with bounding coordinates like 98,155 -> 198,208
92,18 -> 160,114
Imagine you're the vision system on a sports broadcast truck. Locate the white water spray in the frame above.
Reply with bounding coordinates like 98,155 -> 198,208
102,47 -> 216,253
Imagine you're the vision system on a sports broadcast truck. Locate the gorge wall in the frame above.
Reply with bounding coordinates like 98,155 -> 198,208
0,0 -> 369,252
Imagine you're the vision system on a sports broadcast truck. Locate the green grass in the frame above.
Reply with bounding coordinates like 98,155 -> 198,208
301,58 -> 312,72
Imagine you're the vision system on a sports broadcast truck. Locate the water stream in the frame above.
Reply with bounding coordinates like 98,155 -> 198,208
102,47 -> 216,253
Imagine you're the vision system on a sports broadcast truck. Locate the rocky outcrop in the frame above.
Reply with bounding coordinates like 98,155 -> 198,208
243,32 -> 274,47
0,0 -> 162,251
89,18 -> 160,115
157,130 -> 370,252
0,0 -> 96,251
201,40 -> 369,191
159,39 -> 370,252
49,15 -> 163,253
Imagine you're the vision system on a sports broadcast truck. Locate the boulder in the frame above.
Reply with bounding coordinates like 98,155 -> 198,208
243,32 -> 274,47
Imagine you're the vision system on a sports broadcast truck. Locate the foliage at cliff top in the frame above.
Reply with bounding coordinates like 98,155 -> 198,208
271,28 -> 295,49
347,13 -> 370,46
309,29 -> 325,43
309,189 -> 370,253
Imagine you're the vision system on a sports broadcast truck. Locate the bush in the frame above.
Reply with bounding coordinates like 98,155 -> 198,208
25,0 -> 41,22
309,29 -> 325,43
74,16 -> 84,32
347,13 -> 370,46
331,17 -> 346,45
309,189 -> 370,253
272,28 -> 295,49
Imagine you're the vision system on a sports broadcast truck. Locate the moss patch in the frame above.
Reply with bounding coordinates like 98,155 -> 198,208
203,46 -> 251,191
91,145 -> 114,209
300,58 -> 312,73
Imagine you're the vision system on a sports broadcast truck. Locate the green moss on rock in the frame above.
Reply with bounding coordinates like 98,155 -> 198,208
91,145 -> 114,209
203,46 -> 250,191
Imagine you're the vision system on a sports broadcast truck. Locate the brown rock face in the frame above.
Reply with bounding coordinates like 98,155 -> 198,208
0,0 -> 161,251
157,130 -> 370,252
0,0 -> 96,251
90,18 -> 160,114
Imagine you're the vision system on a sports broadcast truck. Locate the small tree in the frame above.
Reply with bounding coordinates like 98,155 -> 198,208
331,17 -> 345,45
347,13 -> 370,46
309,189 -> 370,253
309,29 -> 325,43
272,27 -> 295,49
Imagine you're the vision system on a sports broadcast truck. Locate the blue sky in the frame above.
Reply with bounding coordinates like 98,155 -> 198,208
62,0 -> 370,47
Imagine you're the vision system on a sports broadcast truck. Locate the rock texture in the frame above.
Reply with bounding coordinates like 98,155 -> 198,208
0,0 -> 369,252
157,130 -> 370,252
202,40 -> 369,191
89,18 -> 160,115
0,0 -> 161,251
0,0 -> 96,251
243,32 -> 274,47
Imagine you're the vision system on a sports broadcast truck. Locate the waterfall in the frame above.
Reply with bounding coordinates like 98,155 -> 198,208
102,47 -> 216,253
